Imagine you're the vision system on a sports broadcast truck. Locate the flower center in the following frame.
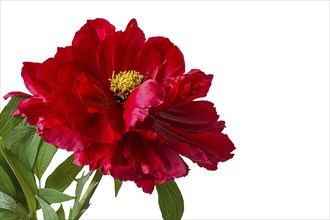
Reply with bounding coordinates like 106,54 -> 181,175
109,70 -> 144,103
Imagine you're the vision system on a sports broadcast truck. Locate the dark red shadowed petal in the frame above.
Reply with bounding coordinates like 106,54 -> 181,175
74,73 -> 112,113
137,37 -> 185,83
123,79 -> 165,131
153,101 -> 224,133
147,104 -> 235,169
154,69 -> 213,112
74,142 -> 114,172
122,133 -> 189,193
72,18 -> 115,84
98,19 -> 145,76
51,89 -> 123,144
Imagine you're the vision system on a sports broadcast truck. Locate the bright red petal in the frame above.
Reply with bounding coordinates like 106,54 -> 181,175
72,19 -> 115,85
38,117 -> 90,152
98,19 -> 145,77
137,37 -> 185,83
15,97 -> 52,125
123,79 -> 164,131
154,69 -> 213,111
4,92 -> 31,100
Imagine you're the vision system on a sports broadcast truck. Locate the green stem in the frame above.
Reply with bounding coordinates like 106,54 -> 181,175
74,169 -> 103,220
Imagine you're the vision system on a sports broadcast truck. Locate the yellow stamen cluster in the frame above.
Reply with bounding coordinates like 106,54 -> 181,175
110,70 -> 144,103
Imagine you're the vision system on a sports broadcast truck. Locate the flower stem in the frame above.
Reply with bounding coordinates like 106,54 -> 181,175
74,169 -> 103,220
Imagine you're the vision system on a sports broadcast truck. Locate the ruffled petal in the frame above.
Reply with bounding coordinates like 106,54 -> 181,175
74,142 -> 115,172
50,89 -> 123,144
153,101 -> 224,133
72,18 -> 115,83
137,37 -> 185,83
21,62 -> 53,100
98,19 -> 145,77
123,79 -> 164,131
15,97 -> 52,125
38,117 -> 90,152
147,114 -> 235,169
122,133 -> 188,193
154,69 -> 213,111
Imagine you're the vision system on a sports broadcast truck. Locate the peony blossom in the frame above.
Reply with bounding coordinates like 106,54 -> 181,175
6,18 -> 235,193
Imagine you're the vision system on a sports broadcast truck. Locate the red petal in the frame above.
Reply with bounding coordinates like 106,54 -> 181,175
154,69 -> 213,111
4,92 -> 31,100
74,73 -> 113,113
51,89 -> 123,144
137,37 -> 185,83
98,19 -> 145,77
21,62 -> 55,100
74,142 -> 115,172
72,19 -> 115,84
38,117 -> 90,152
15,97 -> 52,125
123,80 -> 164,131
153,101 -> 224,133
122,133 -> 188,193
147,113 -> 235,168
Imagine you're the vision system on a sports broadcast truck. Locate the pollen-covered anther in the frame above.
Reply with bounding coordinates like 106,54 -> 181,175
110,70 -> 144,103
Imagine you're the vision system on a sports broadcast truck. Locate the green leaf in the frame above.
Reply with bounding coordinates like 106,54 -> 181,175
74,170 -> 102,220
2,125 -> 37,151
0,96 -> 26,134
35,195 -> 59,220
10,131 -> 40,170
156,181 -> 184,220
0,209 -> 21,220
0,137 -> 27,209
69,172 -> 92,220
0,166 -> 16,198
33,139 -> 57,180
45,154 -> 83,192
114,179 -> 122,197
0,145 -> 38,219
56,204 -> 65,220
0,192 -> 28,219
38,188 -> 74,204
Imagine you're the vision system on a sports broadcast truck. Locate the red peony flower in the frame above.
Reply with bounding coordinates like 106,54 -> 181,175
6,18 -> 235,193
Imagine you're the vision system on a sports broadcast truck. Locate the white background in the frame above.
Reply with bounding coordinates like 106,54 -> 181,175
1,1 -> 329,219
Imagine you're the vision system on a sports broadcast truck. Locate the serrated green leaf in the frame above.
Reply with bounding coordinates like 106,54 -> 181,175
69,172 -> 92,220
0,192 -> 28,219
0,145 -> 38,219
10,131 -> 40,170
0,96 -> 26,134
56,204 -> 65,220
38,188 -> 74,204
35,195 -> 59,220
114,179 -> 122,197
156,181 -> 184,220
0,166 -> 16,198
45,154 -> 83,192
33,139 -> 57,180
